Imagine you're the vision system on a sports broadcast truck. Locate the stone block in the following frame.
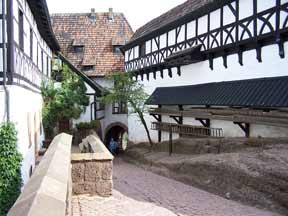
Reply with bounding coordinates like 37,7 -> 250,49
84,183 -> 96,194
96,180 -> 113,197
101,162 -> 113,180
72,183 -> 85,195
72,163 -> 85,183
84,162 -> 101,181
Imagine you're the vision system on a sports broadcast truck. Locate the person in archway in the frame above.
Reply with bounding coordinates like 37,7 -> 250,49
109,138 -> 117,155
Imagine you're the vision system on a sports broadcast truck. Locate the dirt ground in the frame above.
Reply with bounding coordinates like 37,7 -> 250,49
125,139 -> 288,215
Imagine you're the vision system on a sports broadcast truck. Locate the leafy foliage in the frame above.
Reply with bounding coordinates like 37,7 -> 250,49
101,72 -> 153,146
41,64 -> 89,138
0,123 -> 22,216
76,120 -> 100,130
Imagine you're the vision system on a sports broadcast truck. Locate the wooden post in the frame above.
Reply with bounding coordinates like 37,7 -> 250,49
158,105 -> 162,143
169,126 -> 173,155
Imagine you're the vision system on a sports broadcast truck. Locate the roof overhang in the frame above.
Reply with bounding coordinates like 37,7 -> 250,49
122,0 -> 232,51
27,0 -> 60,52
146,76 -> 288,108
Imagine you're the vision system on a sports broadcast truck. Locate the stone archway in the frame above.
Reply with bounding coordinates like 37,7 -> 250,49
104,122 -> 128,153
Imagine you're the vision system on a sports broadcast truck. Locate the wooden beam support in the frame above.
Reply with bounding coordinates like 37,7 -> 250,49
195,118 -> 210,128
146,72 -> 149,81
168,68 -> 172,78
153,71 -> 157,80
177,66 -> 181,76
160,69 -> 164,79
151,114 -> 161,122
158,105 -> 162,143
234,122 -> 250,138
170,116 -> 182,124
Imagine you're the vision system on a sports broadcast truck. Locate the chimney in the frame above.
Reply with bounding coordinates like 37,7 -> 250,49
108,8 -> 114,22
90,8 -> 96,23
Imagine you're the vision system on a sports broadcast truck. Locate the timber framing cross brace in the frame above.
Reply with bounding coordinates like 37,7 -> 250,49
234,122 -> 250,138
196,118 -> 210,128
170,115 -> 182,124
151,114 -> 161,122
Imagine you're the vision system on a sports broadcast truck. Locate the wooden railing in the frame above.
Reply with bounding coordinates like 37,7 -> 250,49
151,122 -> 223,138
149,108 -> 288,128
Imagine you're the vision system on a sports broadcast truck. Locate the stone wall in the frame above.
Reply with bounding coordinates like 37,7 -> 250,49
71,135 -> 113,197
8,133 -> 73,216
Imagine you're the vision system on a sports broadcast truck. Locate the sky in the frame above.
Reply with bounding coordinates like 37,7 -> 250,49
47,0 -> 186,31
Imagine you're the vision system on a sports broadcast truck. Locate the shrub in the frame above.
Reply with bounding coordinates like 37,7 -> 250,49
76,120 -> 100,130
0,123 -> 22,215
41,63 -> 89,139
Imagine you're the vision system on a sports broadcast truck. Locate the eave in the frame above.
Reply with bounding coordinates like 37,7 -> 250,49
27,0 -> 60,52
122,0 -> 232,51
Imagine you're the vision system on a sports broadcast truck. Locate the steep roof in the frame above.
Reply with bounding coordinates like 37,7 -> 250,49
146,76 -> 288,108
51,11 -> 133,77
123,0 -> 229,50
27,0 -> 60,51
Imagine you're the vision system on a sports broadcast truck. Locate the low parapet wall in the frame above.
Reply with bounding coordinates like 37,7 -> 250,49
8,133 -> 73,216
71,135 -> 113,197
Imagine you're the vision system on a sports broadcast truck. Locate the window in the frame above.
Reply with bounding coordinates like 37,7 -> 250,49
82,65 -> 94,71
46,56 -> 49,76
41,51 -> 44,73
113,101 -> 127,114
139,42 -> 146,57
36,43 -> 39,66
19,10 -> 24,50
96,101 -> 105,111
114,45 -> 122,55
74,46 -> 84,53
30,28 -> 33,59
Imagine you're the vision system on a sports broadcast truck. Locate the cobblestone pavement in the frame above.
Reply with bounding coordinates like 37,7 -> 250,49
72,158 -> 279,216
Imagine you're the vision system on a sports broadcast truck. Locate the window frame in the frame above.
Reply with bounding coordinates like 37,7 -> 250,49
19,9 -> 24,51
112,101 -> 128,114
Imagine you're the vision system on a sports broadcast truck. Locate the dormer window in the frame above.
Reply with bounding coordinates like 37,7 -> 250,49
74,46 -> 84,53
114,46 -> 122,55
72,39 -> 85,53
82,65 -> 94,72
112,37 -> 125,55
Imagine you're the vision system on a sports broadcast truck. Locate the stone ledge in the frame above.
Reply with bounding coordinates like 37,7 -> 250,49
71,134 -> 113,197
8,133 -> 73,216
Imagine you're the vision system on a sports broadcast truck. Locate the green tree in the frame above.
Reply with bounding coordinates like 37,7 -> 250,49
101,72 -> 153,146
41,64 -> 89,138
0,123 -> 22,215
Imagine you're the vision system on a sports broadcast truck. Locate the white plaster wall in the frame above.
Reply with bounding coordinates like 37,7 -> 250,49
0,86 -> 44,185
0,88 -> 6,122
94,77 -> 128,138
128,42 -> 288,143
13,0 -> 52,70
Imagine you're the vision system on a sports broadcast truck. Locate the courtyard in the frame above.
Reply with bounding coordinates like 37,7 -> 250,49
72,158 -> 278,216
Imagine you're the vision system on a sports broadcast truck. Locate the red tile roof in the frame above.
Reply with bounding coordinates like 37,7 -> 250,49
51,11 -> 133,77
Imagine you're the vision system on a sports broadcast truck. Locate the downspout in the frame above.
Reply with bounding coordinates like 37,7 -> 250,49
2,0 -> 10,122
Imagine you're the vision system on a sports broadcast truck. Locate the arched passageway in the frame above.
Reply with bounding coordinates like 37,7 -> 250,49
104,123 -> 128,154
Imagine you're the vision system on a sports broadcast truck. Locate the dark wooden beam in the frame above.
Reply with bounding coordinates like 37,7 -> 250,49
170,116 -> 182,124
168,68 -> 172,78
234,122 -> 250,138
158,105 -> 162,143
151,114 -> 161,122
177,66 -> 181,76
196,118 -> 210,128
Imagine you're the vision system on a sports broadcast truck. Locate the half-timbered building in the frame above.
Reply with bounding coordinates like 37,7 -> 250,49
51,9 -> 133,145
0,0 -> 59,184
122,0 -> 288,143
